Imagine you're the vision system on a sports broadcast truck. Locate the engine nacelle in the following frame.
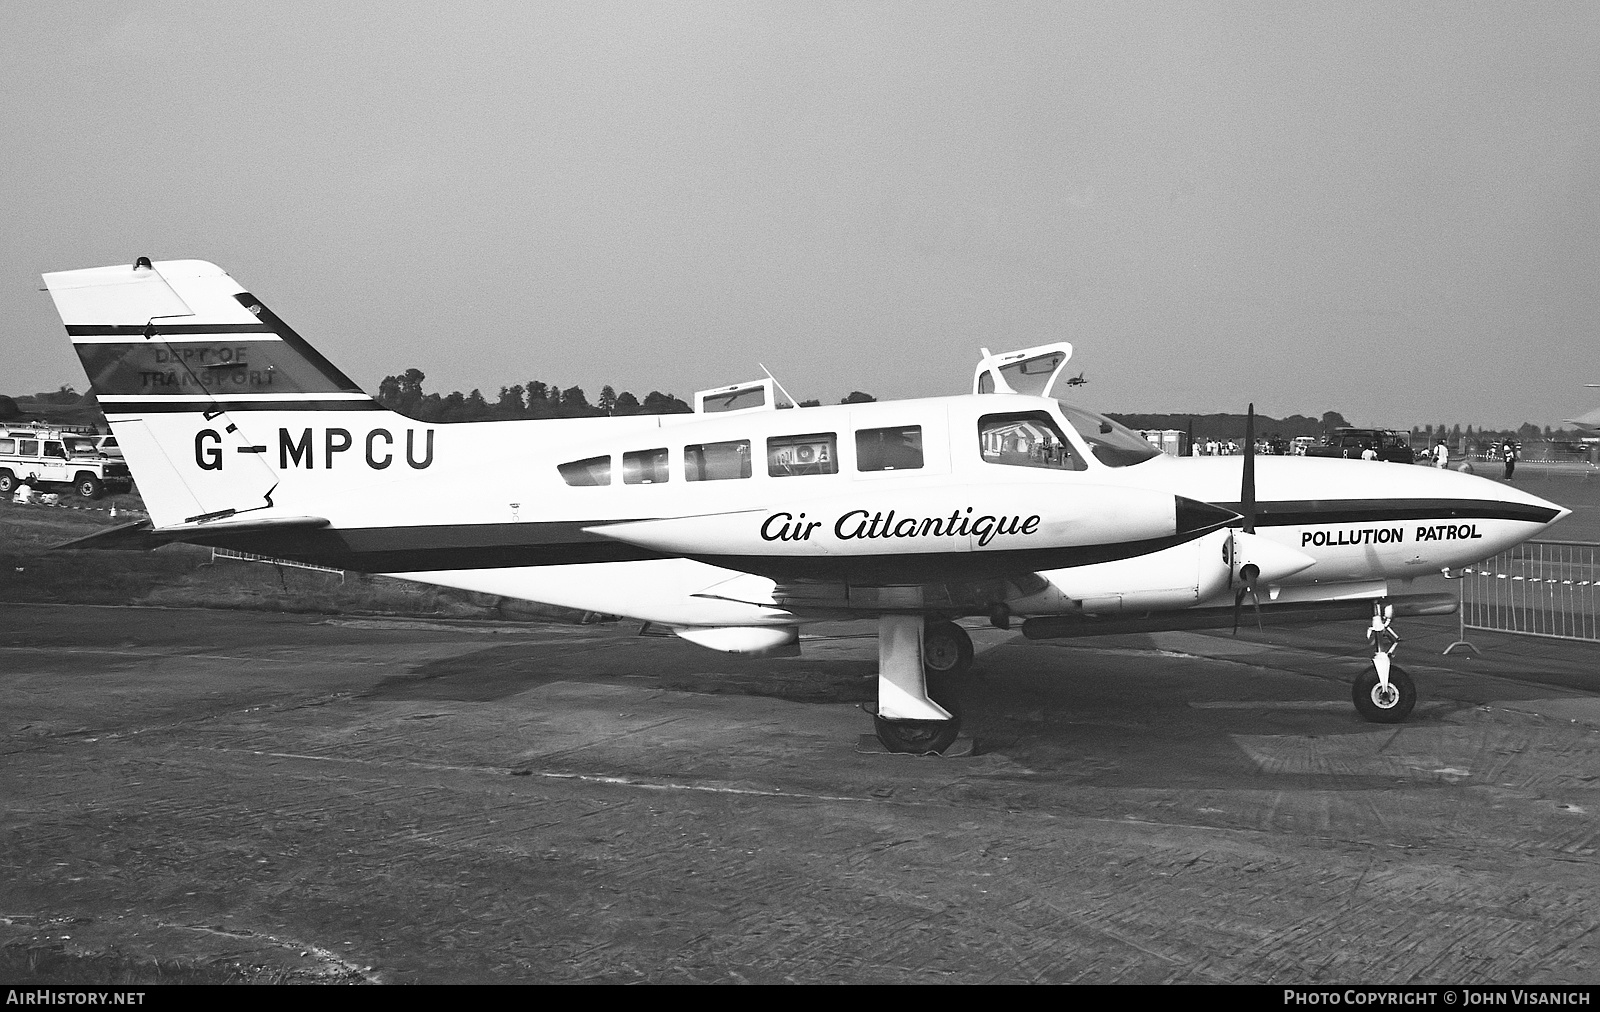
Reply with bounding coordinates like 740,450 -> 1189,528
1011,529 -> 1314,615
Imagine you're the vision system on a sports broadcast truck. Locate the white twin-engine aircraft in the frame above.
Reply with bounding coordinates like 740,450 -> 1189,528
44,259 -> 1569,754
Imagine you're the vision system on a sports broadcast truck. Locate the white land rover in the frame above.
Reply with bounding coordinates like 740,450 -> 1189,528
0,425 -> 134,499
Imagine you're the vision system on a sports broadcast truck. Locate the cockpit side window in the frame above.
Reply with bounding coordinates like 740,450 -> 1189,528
685,439 -> 752,481
1055,402 -> 1162,467
558,455 -> 612,486
977,412 -> 1085,471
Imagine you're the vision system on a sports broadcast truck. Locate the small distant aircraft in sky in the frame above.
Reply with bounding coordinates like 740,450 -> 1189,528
40,259 -> 1569,755
1064,371 -> 1088,387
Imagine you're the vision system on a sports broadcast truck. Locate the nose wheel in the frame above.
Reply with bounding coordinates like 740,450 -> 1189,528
1352,662 -> 1416,722
1354,602 -> 1416,723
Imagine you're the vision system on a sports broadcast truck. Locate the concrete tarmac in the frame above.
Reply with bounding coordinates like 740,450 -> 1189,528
2,604 -> 1598,984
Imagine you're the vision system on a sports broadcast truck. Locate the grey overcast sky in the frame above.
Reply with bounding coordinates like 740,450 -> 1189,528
4,1 -> 1598,428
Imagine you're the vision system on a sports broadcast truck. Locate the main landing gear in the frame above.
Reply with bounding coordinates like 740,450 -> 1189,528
1353,601 -> 1416,723
871,614 -> 965,754
921,620 -> 974,677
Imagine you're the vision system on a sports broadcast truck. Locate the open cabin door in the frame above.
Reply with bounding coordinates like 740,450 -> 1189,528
972,342 -> 1075,398
694,377 -> 791,415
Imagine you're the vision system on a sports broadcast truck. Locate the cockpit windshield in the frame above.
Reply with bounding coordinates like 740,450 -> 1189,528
1056,402 -> 1163,467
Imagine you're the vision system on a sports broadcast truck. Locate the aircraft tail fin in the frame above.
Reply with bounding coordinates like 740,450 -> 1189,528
43,258 -> 380,415
41,259 -> 391,528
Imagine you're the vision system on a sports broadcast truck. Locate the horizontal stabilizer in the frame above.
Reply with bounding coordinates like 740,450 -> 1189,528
157,515 -> 330,537
52,515 -> 330,552
53,520 -> 170,552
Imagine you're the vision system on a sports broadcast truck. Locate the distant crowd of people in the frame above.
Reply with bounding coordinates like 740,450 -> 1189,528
1429,438 -> 1518,477
1186,435 -> 1521,478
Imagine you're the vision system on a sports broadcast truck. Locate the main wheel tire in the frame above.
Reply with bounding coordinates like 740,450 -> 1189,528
874,714 -> 962,755
0,471 -> 14,496
1352,663 -> 1416,723
923,620 -> 975,676
76,475 -> 104,499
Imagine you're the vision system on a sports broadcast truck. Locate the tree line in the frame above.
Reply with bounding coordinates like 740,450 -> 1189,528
373,368 -> 878,421
1106,411 -> 1350,441
0,381 -> 1584,443
1107,410 -> 1589,446
376,368 -> 693,421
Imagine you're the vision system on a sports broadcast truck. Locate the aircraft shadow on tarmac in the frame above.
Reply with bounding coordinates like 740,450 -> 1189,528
357,626 -> 1504,794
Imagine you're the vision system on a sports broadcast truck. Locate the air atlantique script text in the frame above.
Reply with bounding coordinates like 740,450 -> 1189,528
761,509 -> 1042,547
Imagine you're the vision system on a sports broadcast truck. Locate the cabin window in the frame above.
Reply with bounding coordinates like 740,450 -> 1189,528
45,441 -> 66,459
685,439 -> 751,481
623,448 -> 669,485
977,412 -> 1084,471
0,439 -> 13,454
855,426 -> 923,471
767,433 -> 837,477
557,455 -> 612,486
18,440 -> 39,457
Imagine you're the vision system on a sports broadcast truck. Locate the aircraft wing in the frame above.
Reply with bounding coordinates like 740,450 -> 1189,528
690,570 -> 1051,615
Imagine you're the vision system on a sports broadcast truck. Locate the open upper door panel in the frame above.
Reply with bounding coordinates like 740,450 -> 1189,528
972,342 -> 1075,398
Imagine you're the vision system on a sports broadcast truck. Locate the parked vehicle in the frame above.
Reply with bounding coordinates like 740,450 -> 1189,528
0,424 -> 134,498
1304,428 -> 1416,464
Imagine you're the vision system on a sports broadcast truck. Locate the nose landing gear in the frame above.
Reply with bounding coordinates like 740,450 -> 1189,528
1352,602 -> 1416,723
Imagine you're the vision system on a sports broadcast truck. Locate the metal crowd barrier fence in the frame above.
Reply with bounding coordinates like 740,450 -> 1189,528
1445,540 -> 1600,654
210,547 -> 346,583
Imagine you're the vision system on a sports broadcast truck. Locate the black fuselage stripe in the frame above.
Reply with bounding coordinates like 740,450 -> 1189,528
1217,499 -> 1560,527
176,529 -> 1206,578
166,498 -> 1546,578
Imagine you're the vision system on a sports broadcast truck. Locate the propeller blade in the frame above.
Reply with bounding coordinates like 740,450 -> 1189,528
1232,563 -> 1261,636
1241,403 -> 1256,535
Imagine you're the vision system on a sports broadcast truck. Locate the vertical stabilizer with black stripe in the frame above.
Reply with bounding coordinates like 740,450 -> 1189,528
42,258 -> 384,528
